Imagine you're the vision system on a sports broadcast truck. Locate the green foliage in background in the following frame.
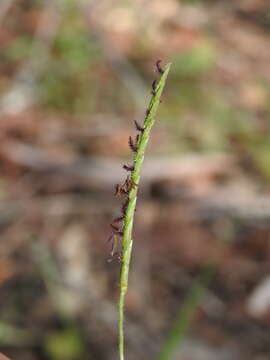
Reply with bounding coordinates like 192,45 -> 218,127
45,328 -> 85,360
172,41 -> 216,77
40,10 -> 101,111
2,36 -> 33,62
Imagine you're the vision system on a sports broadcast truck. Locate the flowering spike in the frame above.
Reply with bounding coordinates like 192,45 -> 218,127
107,61 -> 171,359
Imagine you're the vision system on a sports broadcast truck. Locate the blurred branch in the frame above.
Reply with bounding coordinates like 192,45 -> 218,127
0,0 -> 65,115
2,140 -> 270,225
1,140 -> 235,189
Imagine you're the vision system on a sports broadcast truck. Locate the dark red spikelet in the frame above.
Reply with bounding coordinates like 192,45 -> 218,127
112,215 -> 124,223
135,134 -> 140,145
156,60 -> 164,74
151,79 -> 157,95
108,235 -> 117,260
114,184 -> 121,196
124,175 -> 130,190
134,120 -> 144,133
121,199 -> 129,214
110,223 -> 120,232
107,233 -> 114,243
128,136 -> 137,152
115,181 -> 129,196
123,164 -> 134,171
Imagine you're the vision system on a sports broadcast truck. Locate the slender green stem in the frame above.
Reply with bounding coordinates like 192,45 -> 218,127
118,63 -> 171,360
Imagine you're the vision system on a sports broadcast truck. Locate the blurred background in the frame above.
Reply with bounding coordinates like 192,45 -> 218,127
1,0 -> 270,359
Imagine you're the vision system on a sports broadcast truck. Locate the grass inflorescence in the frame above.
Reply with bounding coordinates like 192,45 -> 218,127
108,60 -> 171,360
